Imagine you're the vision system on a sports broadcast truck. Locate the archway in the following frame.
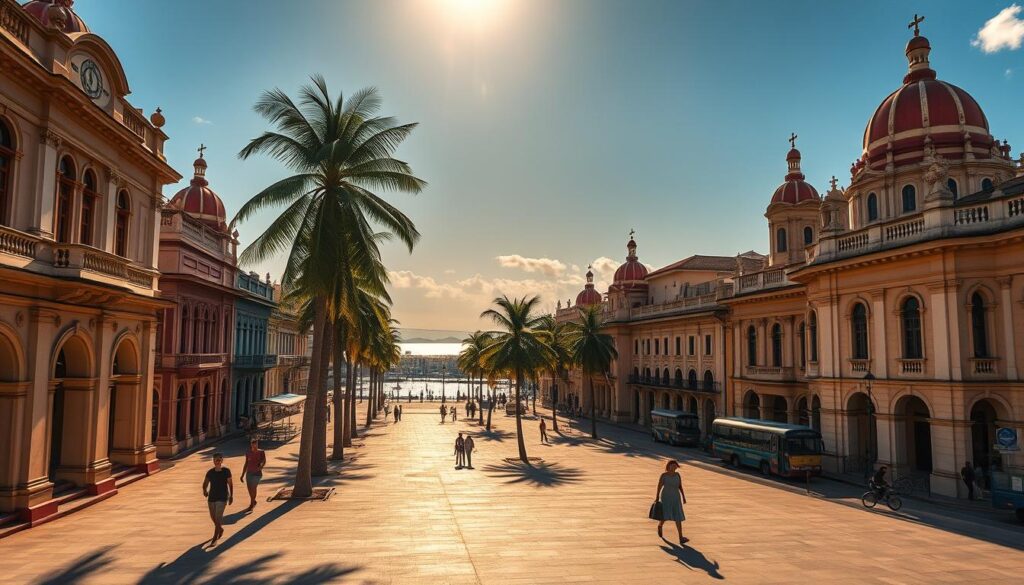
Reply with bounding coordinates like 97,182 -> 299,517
175,385 -> 187,442
0,329 -> 19,382
661,393 -> 670,409
632,389 -> 641,423
109,338 -> 140,462
220,379 -> 229,426
671,394 -> 681,411
190,383 -> 201,436
895,395 -> 933,474
235,380 -> 244,427
767,395 -> 788,423
202,382 -> 212,435
811,395 -> 821,431
703,370 -> 714,391
702,399 -> 716,436
674,368 -> 683,387
970,399 -> 1006,480
742,391 -> 759,419
687,395 -> 697,414
687,369 -> 697,389
50,335 -> 91,482
796,396 -> 810,427
846,392 -> 876,473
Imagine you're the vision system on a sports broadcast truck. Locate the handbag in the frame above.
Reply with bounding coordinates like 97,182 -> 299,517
648,500 -> 663,521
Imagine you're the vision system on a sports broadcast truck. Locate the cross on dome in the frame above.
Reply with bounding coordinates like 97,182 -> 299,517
909,14 -> 925,37
197,143 -> 207,158
788,133 -> 798,148
829,176 -> 838,190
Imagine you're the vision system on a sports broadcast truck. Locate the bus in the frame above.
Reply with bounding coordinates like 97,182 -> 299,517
711,417 -> 823,478
650,409 -> 701,447
990,470 -> 1024,522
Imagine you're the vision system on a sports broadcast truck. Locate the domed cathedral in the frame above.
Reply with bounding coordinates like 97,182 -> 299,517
787,17 -> 1024,497
766,136 -> 821,267
607,235 -> 649,310
155,148 -> 242,458
574,266 -> 602,308
0,1 -> 181,522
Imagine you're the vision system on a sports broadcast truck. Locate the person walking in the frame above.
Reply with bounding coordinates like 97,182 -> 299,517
455,432 -> 466,469
394,405 -> 400,422
655,460 -> 687,544
961,461 -> 976,500
464,434 -> 475,469
240,439 -> 266,512
202,452 -> 233,545
451,406 -> 458,422
440,404 -> 447,424
539,418 -> 549,444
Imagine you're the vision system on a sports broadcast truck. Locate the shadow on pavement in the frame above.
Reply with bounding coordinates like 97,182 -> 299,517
660,543 -> 724,580
471,428 -> 514,443
33,546 -> 116,584
482,460 -> 584,487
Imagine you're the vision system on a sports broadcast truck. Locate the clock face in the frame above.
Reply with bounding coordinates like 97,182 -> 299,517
80,59 -> 104,100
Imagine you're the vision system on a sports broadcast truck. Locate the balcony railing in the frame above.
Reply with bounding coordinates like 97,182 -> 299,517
735,267 -> 790,295
970,357 -> 999,375
1,1 -> 31,45
898,358 -> 925,375
744,365 -> 796,379
233,354 -> 278,368
278,355 -> 310,367
849,359 -> 871,373
627,374 -> 721,393
0,225 -> 37,259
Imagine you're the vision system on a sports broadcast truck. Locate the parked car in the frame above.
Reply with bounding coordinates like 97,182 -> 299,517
505,401 -> 527,415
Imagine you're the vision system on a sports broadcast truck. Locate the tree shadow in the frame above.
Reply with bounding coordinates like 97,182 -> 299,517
481,460 -> 584,487
258,457 -> 377,488
472,428 -> 514,443
142,551 -> 366,584
590,437 -> 661,460
660,543 -> 724,580
32,546 -> 116,584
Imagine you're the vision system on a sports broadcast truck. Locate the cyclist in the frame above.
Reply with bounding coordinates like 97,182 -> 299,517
871,465 -> 890,498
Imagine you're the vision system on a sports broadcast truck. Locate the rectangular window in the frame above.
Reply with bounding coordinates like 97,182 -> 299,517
704,335 -> 712,355
675,337 -> 681,356
634,339 -> 639,356
688,336 -> 695,356
654,338 -> 659,355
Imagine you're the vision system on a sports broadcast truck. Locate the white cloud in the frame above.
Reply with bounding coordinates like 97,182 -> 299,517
972,5 -> 1024,53
495,254 -> 568,278
192,116 -> 213,125
443,268 -> 456,275
1006,68 -> 1014,78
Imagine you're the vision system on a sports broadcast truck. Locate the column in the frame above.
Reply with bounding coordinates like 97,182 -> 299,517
929,283 -> 952,380
0,380 -> 31,513
757,319 -> 767,366
783,316 -> 794,369
998,277 -> 1018,380
870,290 -> 887,378
30,128 -> 61,238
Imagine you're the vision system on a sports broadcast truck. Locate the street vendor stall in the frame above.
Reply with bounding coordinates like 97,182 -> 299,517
251,393 -> 306,442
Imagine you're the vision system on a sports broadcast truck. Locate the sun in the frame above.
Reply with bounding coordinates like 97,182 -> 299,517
439,0 -> 507,27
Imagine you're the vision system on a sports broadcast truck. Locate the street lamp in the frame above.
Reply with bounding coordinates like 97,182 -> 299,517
864,372 -> 876,473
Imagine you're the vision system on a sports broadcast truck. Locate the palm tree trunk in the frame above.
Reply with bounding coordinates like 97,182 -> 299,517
343,355 -> 354,447
293,298 -> 327,498
589,374 -> 598,439
477,373 -> 484,425
365,369 -> 375,427
331,340 -> 345,461
312,322 -> 333,477
348,363 -> 358,439
486,384 -> 493,431
550,371 -> 559,433
514,368 -> 529,463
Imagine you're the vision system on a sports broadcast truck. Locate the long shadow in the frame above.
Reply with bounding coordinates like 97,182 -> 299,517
257,457 -> 377,488
660,543 -> 725,580
481,460 -> 584,487
590,437 -> 662,460
471,428 -> 514,443
33,546 -> 116,584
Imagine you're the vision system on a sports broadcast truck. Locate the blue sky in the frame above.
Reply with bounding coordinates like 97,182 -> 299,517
75,1 -> 1024,330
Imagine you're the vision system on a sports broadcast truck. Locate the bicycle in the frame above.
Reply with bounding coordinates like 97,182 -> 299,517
862,481 -> 903,511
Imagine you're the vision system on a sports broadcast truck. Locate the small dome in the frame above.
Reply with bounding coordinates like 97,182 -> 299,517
575,268 -> 602,307
611,237 -> 649,292
168,150 -> 227,230
770,144 -> 819,205
23,0 -> 89,34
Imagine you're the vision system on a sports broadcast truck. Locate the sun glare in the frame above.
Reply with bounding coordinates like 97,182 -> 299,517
439,0 -> 507,28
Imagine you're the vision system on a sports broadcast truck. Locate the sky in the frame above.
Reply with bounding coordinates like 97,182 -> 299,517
73,0 -> 1024,331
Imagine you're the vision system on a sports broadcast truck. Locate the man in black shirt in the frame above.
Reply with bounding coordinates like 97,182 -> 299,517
203,452 -> 233,545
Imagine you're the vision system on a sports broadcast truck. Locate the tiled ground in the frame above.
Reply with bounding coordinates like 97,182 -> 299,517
3,403 -> 1023,584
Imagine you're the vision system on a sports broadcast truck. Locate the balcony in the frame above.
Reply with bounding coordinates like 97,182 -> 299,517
848,359 -> 871,373
278,355 -> 311,368
744,365 -> 796,380
0,226 -> 158,294
233,354 -> 278,369
897,358 -> 926,376
627,374 -> 721,394
159,353 -> 228,370
969,357 -> 999,376
734,268 -> 791,295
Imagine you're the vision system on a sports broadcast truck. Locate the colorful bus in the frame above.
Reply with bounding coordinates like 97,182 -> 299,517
711,417 -> 823,478
650,409 -> 701,447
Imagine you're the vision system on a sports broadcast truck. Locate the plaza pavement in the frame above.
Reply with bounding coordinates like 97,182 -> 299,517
2,401 -> 1023,584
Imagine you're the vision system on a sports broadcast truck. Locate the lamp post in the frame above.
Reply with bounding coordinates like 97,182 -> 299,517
864,372 -> 876,473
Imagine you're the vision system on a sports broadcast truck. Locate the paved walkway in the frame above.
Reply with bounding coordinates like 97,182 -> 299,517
3,403 -> 1023,584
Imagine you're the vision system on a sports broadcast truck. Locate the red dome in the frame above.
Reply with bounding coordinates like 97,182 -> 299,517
23,1 -> 89,34
168,156 -> 227,230
575,269 -> 602,306
612,237 -> 649,292
861,35 -> 993,171
770,146 -> 819,204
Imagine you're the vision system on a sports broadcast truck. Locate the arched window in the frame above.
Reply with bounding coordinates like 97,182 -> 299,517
0,120 -> 13,226
115,191 -> 130,257
901,297 -> 923,359
971,292 -> 989,358
80,170 -> 98,246
901,185 -> 916,212
687,369 -> 697,388
803,226 -> 813,245
946,178 -> 958,198
809,311 -> 818,362
179,306 -> 189,353
981,178 -> 994,192
746,325 -> 757,367
771,323 -> 783,367
776,228 -> 787,253
798,322 -> 806,367
851,303 -> 869,359
56,156 -> 76,243
867,193 -> 879,221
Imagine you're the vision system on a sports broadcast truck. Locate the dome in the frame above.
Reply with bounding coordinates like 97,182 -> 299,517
611,237 -> 649,292
770,145 -> 819,204
575,268 -> 602,307
861,33 -> 993,171
168,152 -> 227,230
23,0 -> 89,34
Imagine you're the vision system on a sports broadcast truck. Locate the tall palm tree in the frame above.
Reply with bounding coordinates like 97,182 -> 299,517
480,296 -> 554,463
233,77 -> 424,497
537,316 -> 572,433
565,305 -> 618,440
458,331 -> 491,426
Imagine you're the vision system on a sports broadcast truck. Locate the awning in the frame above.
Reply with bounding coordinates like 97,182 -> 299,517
252,393 -> 307,408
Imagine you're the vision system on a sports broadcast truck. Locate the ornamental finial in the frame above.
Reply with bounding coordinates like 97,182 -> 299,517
909,14 -> 925,37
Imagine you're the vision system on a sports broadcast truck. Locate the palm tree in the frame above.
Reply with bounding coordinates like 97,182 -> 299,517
565,305 -> 618,439
458,331 -> 492,426
537,316 -> 572,433
480,296 -> 554,463
233,77 -> 424,497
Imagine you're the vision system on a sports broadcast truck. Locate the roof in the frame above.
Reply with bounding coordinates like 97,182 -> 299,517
956,175 -> 1024,205
712,417 -> 819,434
647,255 -> 742,278
252,393 -> 307,408
650,408 -> 699,419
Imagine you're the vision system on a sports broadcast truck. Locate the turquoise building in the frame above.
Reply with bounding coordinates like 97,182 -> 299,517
232,271 -> 277,425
